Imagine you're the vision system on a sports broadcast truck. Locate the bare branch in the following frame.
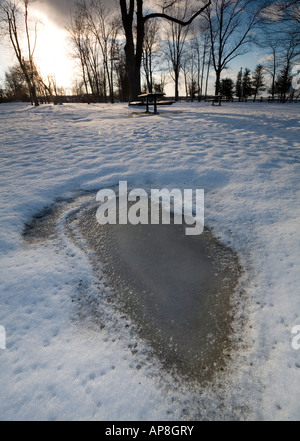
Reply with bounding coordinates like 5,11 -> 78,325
144,1 -> 212,26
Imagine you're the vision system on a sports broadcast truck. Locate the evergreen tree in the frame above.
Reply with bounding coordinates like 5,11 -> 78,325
275,66 -> 293,101
220,78 -> 234,100
235,69 -> 243,101
252,64 -> 265,101
242,68 -> 253,99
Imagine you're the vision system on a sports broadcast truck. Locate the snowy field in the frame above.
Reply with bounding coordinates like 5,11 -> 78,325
0,101 -> 299,421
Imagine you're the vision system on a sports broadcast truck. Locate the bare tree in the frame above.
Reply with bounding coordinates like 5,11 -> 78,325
119,0 -> 211,101
5,64 -> 29,101
155,69 -> 169,93
261,21 -> 300,100
162,0 -> 192,101
276,32 -> 300,100
142,18 -> 161,93
82,0 -> 120,103
181,26 -> 211,101
198,29 -> 210,100
264,0 -> 300,25
38,74 -> 64,104
67,3 -> 103,102
67,0 -> 120,103
0,0 -> 40,105
203,0 -> 267,96
72,78 -> 85,97
286,0 -> 300,23
262,35 -> 281,100
182,31 -> 204,100
114,40 -> 130,100
67,7 -> 89,96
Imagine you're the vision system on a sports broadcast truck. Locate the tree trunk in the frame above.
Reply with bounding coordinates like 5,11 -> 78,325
199,46 -> 205,101
125,43 -> 142,101
175,69 -> 180,101
205,49 -> 211,100
215,69 -> 221,96
120,0 -> 142,101
22,68 -> 39,106
184,69 -> 188,98
29,83 -> 39,106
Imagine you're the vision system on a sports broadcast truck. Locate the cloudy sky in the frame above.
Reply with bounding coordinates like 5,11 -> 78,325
38,0 -> 81,24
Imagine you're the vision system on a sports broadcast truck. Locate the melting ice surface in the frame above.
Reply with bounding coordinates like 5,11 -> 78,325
24,194 -> 241,382
72,197 -> 241,382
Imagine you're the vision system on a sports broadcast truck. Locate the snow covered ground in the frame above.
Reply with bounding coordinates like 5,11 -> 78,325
0,101 -> 299,421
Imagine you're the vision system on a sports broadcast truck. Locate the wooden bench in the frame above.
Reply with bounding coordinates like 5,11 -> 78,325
129,92 -> 175,114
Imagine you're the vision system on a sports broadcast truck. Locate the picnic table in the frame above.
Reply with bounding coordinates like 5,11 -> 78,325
207,95 -> 224,106
130,92 -> 174,114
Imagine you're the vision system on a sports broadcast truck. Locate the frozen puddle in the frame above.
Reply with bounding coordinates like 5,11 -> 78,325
24,193 -> 241,383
